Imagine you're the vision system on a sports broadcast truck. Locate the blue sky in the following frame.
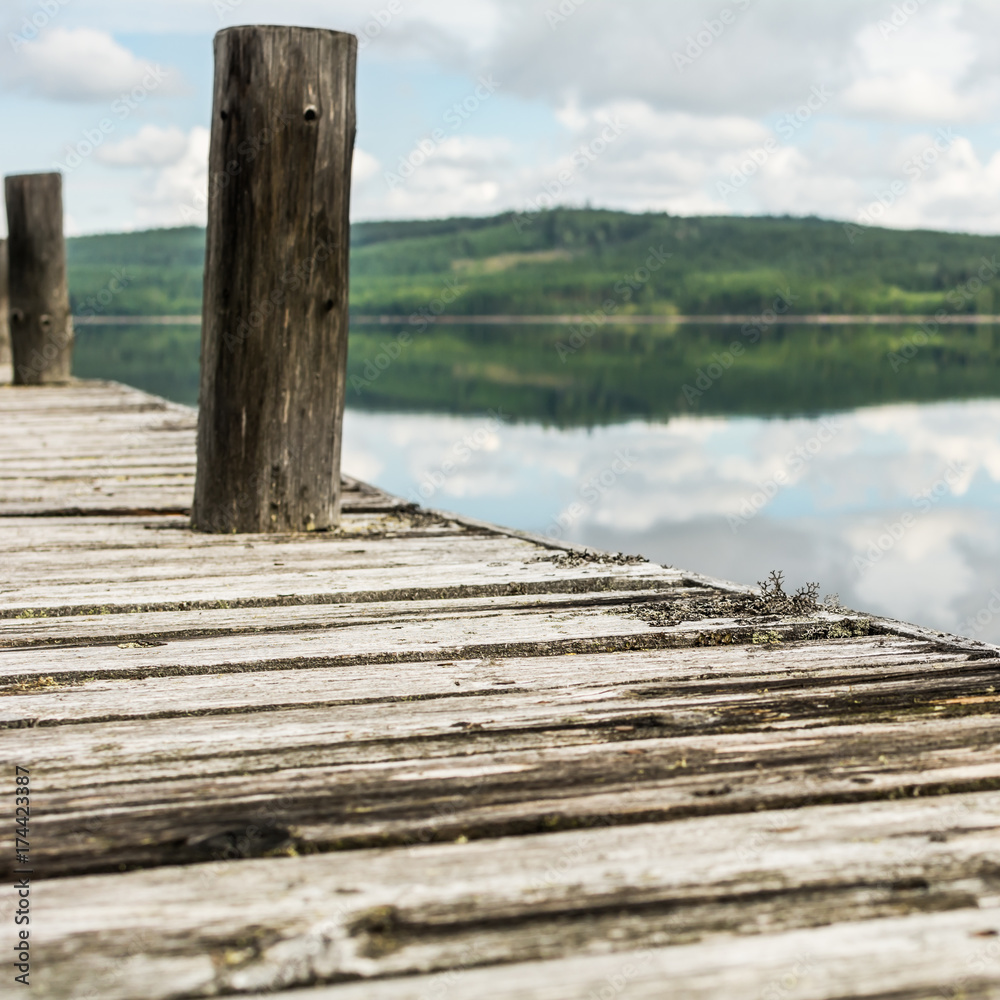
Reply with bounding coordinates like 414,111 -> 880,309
3,0 -> 1000,235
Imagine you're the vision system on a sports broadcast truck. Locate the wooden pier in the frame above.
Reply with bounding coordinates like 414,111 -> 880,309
2,379 -> 1000,998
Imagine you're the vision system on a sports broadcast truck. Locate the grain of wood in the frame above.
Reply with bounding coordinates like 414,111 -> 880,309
263,909 -> 1000,1000
28,795 -> 1000,998
0,587 -> 710,648
4,173 -> 73,384
0,534 -> 680,616
0,606 -> 883,684
0,392 -> 399,514
7,703 -> 1000,878
194,26 -> 357,533
0,637 -> 984,732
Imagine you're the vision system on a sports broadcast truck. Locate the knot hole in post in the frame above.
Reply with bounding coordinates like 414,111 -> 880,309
11,308 -> 25,323
39,314 -> 53,330
304,105 -> 318,122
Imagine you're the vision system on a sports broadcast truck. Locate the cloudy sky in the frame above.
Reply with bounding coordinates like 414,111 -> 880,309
3,0 -> 1000,235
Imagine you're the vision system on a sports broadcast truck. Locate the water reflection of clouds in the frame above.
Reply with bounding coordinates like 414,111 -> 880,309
343,400 -> 1000,643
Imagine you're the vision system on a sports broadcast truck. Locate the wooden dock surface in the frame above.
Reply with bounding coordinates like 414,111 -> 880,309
2,381 -> 1000,999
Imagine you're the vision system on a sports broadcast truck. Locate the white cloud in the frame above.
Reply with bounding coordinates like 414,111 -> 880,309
2,27 -> 182,102
841,5 -> 997,122
350,101 -> 779,222
355,136 -> 511,219
128,126 -> 210,228
10,0 -> 1000,233
352,147 -> 380,183
97,125 -> 190,167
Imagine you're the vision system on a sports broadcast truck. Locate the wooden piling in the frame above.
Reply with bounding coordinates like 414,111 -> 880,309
0,238 -> 10,384
192,25 -> 358,534
4,172 -> 73,385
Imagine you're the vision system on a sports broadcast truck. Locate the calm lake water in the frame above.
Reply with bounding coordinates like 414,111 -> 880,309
343,400 -> 1000,644
76,321 -> 1000,643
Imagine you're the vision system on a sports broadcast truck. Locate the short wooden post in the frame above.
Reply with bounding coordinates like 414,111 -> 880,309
4,173 -> 74,385
0,238 -> 10,384
192,25 -> 357,534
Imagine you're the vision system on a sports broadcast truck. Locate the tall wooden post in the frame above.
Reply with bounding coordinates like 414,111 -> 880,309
4,173 -> 73,385
192,26 -> 357,534
0,239 -> 10,384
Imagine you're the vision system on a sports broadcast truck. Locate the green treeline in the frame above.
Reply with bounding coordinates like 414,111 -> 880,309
66,209 -> 1000,319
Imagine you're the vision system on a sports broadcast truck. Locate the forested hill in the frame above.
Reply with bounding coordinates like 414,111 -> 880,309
66,209 -> 1000,318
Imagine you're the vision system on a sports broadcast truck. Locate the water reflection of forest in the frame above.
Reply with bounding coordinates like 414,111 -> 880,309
74,322 -> 1000,423
346,323 -> 1000,424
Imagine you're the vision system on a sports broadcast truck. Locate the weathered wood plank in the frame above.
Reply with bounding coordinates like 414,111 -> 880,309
0,380 -> 169,408
7,700 -> 1000,878
0,381 -> 406,515
0,605 -> 884,684
0,635 -> 972,725
30,794 -> 1000,998
0,587 -> 712,648
0,529 -> 680,615
268,910 -> 1000,1000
